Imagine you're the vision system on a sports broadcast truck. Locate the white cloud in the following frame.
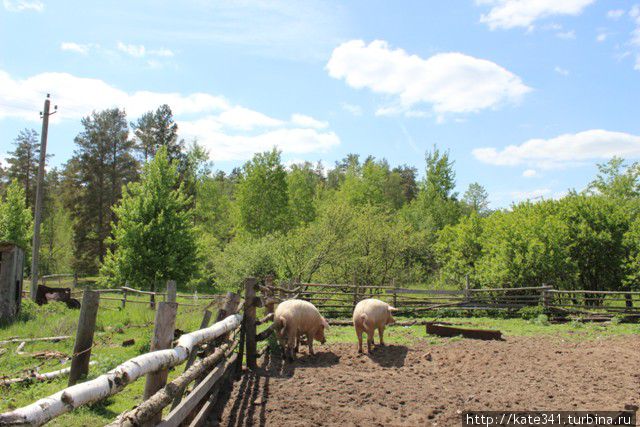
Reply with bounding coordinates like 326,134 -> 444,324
477,0 -> 594,30
554,66 -> 569,76
0,69 -> 340,161
326,40 -> 530,117
341,103 -> 363,116
149,48 -> 174,57
510,188 -> 552,202
117,42 -> 146,58
522,169 -> 538,177
0,70 -> 230,121
473,129 -> 640,169
178,121 -> 339,161
556,30 -> 576,39
290,113 -> 328,129
216,107 -> 283,130
60,42 -> 94,55
607,9 -> 625,19
3,0 -> 43,12
596,32 -> 608,42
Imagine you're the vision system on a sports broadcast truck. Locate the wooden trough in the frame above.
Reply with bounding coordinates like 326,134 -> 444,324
426,322 -> 502,340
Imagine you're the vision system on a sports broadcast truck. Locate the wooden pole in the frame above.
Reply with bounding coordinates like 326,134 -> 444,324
73,272 -> 78,289
464,275 -> 471,304
121,287 -> 127,309
166,280 -> 177,303
244,277 -> 257,370
68,290 -> 100,385
392,278 -> 398,308
542,284 -> 552,309
353,276 -> 359,308
30,95 -> 53,301
143,301 -> 177,424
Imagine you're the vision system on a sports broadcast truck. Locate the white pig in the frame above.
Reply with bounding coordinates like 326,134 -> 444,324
352,298 -> 397,354
274,299 -> 329,360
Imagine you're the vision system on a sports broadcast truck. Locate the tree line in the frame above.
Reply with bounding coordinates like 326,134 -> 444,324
3,104 -> 639,294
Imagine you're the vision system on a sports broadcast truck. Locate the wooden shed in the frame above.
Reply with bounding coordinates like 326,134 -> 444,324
0,242 -> 25,323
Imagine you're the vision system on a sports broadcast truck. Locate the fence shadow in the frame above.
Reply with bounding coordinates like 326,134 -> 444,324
263,348 -> 340,378
366,344 -> 409,368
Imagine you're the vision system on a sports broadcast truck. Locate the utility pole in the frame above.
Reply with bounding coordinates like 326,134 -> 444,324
30,94 -> 56,301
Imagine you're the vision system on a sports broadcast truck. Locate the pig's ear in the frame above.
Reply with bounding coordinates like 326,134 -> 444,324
322,317 -> 330,329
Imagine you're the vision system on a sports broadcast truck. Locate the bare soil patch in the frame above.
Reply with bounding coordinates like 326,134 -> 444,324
218,335 -> 640,426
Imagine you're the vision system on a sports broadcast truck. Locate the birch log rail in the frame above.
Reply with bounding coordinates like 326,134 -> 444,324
0,313 -> 243,426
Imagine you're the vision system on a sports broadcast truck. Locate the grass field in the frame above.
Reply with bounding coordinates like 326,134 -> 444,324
1,301 -> 639,426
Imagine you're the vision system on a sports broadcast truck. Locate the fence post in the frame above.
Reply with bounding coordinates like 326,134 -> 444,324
73,272 -> 78,288
143,301 -> 177,423
542,284 -> 552,309
244,277 -> 257,370
166,280 -> 177,303
464,275 -> 471,304
68,290 -> 100,385
353,277 -> 359,308
392,278 -> 398,308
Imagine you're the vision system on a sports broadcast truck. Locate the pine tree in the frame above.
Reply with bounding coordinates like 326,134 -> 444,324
100,147 -> 197,291
131,104 -> 184,163
6,129 -> 40,209
64,108 -> 139,274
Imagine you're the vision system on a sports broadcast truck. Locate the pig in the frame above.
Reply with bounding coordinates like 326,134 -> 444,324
274,299 -> 329,360
352,298 -> 397,354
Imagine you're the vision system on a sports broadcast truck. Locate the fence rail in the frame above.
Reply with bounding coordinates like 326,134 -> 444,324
260,281 -> 640,317
0,287 -> 244,427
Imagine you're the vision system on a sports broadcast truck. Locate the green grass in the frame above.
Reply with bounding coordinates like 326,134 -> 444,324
2,303 -> 638,426
319,315 -> 640,347
0,297 -> 211,426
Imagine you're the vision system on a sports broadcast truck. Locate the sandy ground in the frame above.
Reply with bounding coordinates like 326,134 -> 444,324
217,335 -> 640,426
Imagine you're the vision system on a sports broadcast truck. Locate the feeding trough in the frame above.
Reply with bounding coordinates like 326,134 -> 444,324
426,322 -> 503,340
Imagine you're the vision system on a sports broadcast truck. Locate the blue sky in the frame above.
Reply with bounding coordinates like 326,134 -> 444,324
1,0 -> 640,207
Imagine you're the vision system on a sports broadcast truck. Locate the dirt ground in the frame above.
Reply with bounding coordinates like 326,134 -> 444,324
217,335 -> 640,426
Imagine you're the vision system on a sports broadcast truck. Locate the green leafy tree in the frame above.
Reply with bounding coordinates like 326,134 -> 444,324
588,157 -> 640,199
435,212 -> 484,286
100,147 -> 197,291
475,201 -> 575,289
236,149 -> 290,237
287,162 -> 321,226
0,180 -> 33,250
557,195 -> 630,292
463,182 -> 490,214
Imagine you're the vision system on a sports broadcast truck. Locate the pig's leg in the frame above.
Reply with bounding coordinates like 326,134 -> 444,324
366,330 -> 374,353
378,325 -> 386,346
307,332 -> 314,355
287,329 -> 297,361
355,325 -> 364,353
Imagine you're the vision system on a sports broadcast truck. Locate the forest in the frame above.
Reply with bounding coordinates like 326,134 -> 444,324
3,104 -> 640,294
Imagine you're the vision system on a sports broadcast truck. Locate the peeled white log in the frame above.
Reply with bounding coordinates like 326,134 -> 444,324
1,362 -> 97,386
0,336 -> 71,346
0,313 -> 242,426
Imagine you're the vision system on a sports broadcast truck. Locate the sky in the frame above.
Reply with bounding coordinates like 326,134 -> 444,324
1,0 -> 640,207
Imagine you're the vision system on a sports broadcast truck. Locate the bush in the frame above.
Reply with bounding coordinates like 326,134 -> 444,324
533,314 -> 550,326
518,305 -> 546,320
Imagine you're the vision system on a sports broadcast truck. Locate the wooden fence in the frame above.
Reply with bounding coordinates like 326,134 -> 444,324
260,280 -> 640,318
0,282 -> 251,426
